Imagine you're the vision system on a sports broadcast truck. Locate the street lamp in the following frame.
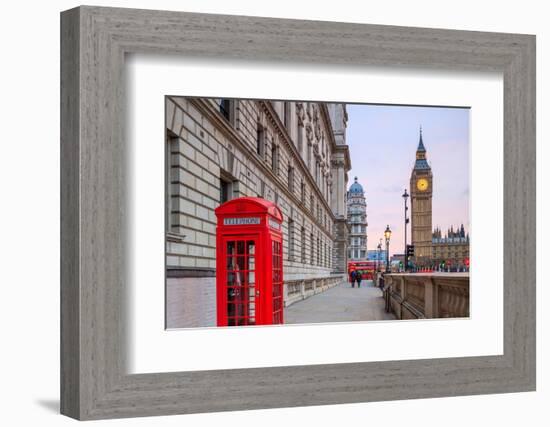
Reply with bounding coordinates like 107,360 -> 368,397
384,225 -> 392,273
402,189 -> 409,272
377,239 -> 382,272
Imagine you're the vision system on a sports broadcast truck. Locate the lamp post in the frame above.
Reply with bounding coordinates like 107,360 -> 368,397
402,189 -> 409,272
384,225 -> 392,273
377,240 -> 382,272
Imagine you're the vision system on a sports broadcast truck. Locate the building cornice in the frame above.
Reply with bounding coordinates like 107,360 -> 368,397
320,104 -> 351,171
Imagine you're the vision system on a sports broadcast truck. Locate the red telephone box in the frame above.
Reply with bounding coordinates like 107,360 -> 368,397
215,197 -> 284,327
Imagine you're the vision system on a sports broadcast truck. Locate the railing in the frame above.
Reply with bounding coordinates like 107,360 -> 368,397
383,273 -> 469,319
284,275 -> 344,307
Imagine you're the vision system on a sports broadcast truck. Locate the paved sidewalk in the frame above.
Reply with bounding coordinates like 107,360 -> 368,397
285,280 -> 395,324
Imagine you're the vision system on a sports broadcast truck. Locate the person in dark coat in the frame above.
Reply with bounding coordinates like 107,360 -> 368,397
356,270 -> 362,288
350,270 -> 357,288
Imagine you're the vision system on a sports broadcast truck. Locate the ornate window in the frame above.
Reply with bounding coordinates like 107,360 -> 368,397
218,99 -> 236,125
288,165 -> 295,193
256,124 -> 265,157
310,232 -> 315,264
288,219 -> 295,261
301,226 -> 306,263
271,142 -> 279,175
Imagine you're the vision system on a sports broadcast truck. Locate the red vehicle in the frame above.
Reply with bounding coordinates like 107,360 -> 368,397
215,197 -> 284,327
347,261 -> 377,280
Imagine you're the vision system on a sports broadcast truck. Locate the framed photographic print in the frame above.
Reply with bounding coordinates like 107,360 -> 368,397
61,5 -> 535,420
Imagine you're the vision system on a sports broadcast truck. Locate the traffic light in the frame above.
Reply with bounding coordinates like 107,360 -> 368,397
404,245 -> 414,272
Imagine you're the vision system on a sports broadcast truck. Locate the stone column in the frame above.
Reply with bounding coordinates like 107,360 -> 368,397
331,157 -> 349,274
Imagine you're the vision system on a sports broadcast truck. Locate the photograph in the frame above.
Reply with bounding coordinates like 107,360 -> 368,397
165,97 -> 470,328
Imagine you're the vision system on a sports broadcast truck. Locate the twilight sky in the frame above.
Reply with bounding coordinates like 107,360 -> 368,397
346,104 -> 470,257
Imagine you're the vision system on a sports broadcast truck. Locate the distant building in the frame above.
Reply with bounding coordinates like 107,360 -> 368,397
432,225 -> 470,268
346,177 -> 368,260
391,254 -> 405,265
367,249 -> 387,261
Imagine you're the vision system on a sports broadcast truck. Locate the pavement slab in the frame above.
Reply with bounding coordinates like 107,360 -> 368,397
285,280 -> 396,325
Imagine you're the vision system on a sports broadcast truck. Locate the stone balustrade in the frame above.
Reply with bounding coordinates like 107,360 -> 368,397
382,273 -> 469,319
284,275 -> 345,307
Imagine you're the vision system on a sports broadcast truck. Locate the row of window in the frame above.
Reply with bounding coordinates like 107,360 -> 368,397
288,220 -> 332,268
350,215 -> 366,224
216,98 -> 333,236
350,225 -> 366,234
218,99 -> 331,198
256,111 -> 331,234
350,237 -> 366,247
349,249 -> 367,259
433,252 -> 468,258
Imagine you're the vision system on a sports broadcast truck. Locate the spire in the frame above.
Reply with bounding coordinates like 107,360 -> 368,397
417,125 -> 426,152
413,126 -> 430,171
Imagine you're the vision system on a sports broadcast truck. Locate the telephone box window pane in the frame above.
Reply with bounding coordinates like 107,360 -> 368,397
227,297 -> 236,315
227,272 -> 243,286
227,256 -> 236,270
247,241 -> 255,255
237,240 -> 245,255
248,271 -> 255,284
236,256 -> 245,272
227,241 -> 235,256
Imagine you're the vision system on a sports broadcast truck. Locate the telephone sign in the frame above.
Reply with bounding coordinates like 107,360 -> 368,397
223,217 -> 261,226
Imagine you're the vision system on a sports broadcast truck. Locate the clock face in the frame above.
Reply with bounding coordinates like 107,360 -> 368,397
416,178 -> 429,191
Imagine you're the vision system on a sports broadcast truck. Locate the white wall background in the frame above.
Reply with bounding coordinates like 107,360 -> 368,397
0,0 -> 546,426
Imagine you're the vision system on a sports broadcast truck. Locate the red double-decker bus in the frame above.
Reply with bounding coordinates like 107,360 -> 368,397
347,260 -> 378,280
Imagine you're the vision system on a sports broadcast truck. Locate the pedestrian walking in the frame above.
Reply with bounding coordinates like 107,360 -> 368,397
356,270 -> 362,288
350,270 -> 357,288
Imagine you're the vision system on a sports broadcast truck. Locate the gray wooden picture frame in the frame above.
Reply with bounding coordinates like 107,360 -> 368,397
60,5 -> 536,420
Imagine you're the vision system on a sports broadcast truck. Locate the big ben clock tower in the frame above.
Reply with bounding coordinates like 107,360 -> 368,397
410,127 -> 433,267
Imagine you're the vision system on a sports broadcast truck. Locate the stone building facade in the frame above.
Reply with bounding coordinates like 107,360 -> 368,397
347,177 -> 368,261
432,225 -> 470,270
165,97 -> 351,328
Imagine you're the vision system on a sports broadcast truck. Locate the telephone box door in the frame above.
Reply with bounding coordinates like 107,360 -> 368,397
271,238 -> 284,324
221,236 -> 259,326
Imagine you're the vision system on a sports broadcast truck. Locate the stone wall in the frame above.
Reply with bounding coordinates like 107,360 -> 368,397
166,277 -> 216,329
383,273 -> 469,319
